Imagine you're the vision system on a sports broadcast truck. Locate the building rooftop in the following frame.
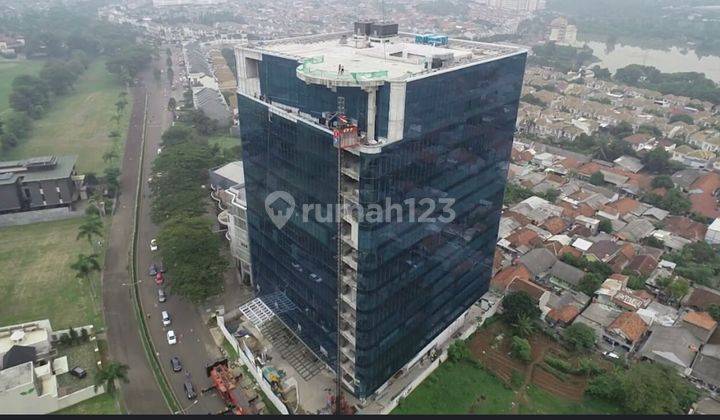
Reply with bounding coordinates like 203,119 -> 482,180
0,361 -> 33,393
0,155 -> 76,184
253,31 -> 523,86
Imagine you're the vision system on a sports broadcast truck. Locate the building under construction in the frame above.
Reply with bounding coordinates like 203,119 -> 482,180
234,22 -> 526,400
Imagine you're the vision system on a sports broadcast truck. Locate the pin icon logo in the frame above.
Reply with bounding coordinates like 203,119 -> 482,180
265,191 -> 295,229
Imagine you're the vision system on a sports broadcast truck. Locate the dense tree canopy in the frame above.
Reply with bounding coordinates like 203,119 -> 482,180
587,362 -> 698,414
562,323 -> 596,352
158,216 -> 228,302
502,291 -> 541,324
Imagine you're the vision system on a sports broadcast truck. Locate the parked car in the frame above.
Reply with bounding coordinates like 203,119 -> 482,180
150,239 -> 158,251
149,263 -> 158,276
170,356 -> 182,372
184,381 -> 197,400
159,262 -> 166,273
602,351 -> 620,360
158,288 -> 167,303
162,310 -> 171,326
70,367 -> 87,379
167,330 -> 177,345
155,272 -> 164,286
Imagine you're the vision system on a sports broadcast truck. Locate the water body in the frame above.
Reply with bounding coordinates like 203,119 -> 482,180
573,40 -> 720,83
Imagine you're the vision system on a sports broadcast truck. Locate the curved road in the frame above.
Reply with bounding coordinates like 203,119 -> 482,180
103,49 -> 227,414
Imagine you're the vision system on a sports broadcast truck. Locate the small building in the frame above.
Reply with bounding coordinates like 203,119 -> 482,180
545,289 -> 590,327
603,311 -> 649,352
691,344 -> 720,390
706,218 -> 720,245
0,320 -> 104,414
573,302 -> 623,342
637,325 -> 701,375
209,161 -> 252,285
680,311 -> 718,343
518,248 -> 557,279
683,285 -> 720,312
0,156 -> 80,214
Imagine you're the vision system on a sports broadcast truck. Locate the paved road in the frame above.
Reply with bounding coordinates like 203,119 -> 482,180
103,46 -> 244,415
135,47 -> 228,415
102,72 -> 168,414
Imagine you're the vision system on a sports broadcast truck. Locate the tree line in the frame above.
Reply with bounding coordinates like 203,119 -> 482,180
593,63 -> 720,105
1,54 -> 89,152
150,125 -> 230,302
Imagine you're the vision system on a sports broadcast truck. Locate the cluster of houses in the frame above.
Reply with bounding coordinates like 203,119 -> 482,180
490,136 -> 720,394
182,42 -> 233,126
517,66 -> 720,173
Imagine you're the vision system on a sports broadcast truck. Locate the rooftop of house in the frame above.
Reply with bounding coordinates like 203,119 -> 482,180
577,302 -> 623,328
0,321 -> 51,355
608,311 -> 649,343
684,285 -> 720,311
0,361 -> 33,393
210,161 -> 245,187
507,277 -> 548,302
638,325 -> 701,369
691,344 -> 720,387
518,247 -> 557,276
491,264 -> 532,291
682,311 -> 718,332
253,31 -> 524,84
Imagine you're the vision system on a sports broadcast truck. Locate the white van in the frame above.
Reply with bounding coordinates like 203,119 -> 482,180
161,311 -> 171,326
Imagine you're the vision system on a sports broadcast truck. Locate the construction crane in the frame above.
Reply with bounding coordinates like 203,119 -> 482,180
331,96 -> 360,415
203,359 -> 253,415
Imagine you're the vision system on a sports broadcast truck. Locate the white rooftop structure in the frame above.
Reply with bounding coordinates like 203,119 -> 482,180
706,218 -> 720,245
253,32 -> 521,87
572,237 -> 593,252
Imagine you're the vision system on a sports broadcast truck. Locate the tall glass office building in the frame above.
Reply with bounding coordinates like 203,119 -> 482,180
236,24 -> 526,399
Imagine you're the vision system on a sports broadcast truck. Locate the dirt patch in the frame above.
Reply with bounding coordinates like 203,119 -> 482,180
468,322 -> 593,403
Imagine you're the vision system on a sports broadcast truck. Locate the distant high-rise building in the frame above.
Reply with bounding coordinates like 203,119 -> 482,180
235,24 -> 526,399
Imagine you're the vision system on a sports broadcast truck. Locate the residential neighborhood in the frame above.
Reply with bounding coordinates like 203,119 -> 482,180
2,0 -> 720,416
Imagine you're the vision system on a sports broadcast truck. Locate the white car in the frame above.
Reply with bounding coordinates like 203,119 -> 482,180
167,330 -> 177,345
150,239 -> 158,251
161,310 -> 171,326
603,351 -> 620,360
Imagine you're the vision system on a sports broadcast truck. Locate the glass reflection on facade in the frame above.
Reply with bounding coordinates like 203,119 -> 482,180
237,33 -> 526,398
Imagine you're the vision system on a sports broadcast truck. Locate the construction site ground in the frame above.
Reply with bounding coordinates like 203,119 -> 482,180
393,319 -> 622,414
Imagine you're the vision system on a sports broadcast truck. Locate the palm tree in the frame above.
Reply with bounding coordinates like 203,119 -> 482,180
102,149 -> 118,163
512,314 -> 535,338
94,362 -> 129,395
70,253 -> 102,307
115,98 -> 128,115
77,216 -> 104,245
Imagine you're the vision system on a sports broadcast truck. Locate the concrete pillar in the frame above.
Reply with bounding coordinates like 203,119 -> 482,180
365,86 -> 377,141
387,81 -> 406,141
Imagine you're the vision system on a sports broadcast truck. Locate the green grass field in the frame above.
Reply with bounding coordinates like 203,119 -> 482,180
2,59 -> 129,174
0,59 -> 44,116
56,393 -> 122,415
0,218 -> 105,329
209,134 -> 241,150
391,360 -> 620,415
392,360 -> 516,414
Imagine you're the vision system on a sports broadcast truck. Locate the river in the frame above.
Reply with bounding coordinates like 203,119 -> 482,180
572,40 -> 720,83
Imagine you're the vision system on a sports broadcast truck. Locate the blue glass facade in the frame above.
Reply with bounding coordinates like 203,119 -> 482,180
238,50 -> 526,398
238,95 -> 339,363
